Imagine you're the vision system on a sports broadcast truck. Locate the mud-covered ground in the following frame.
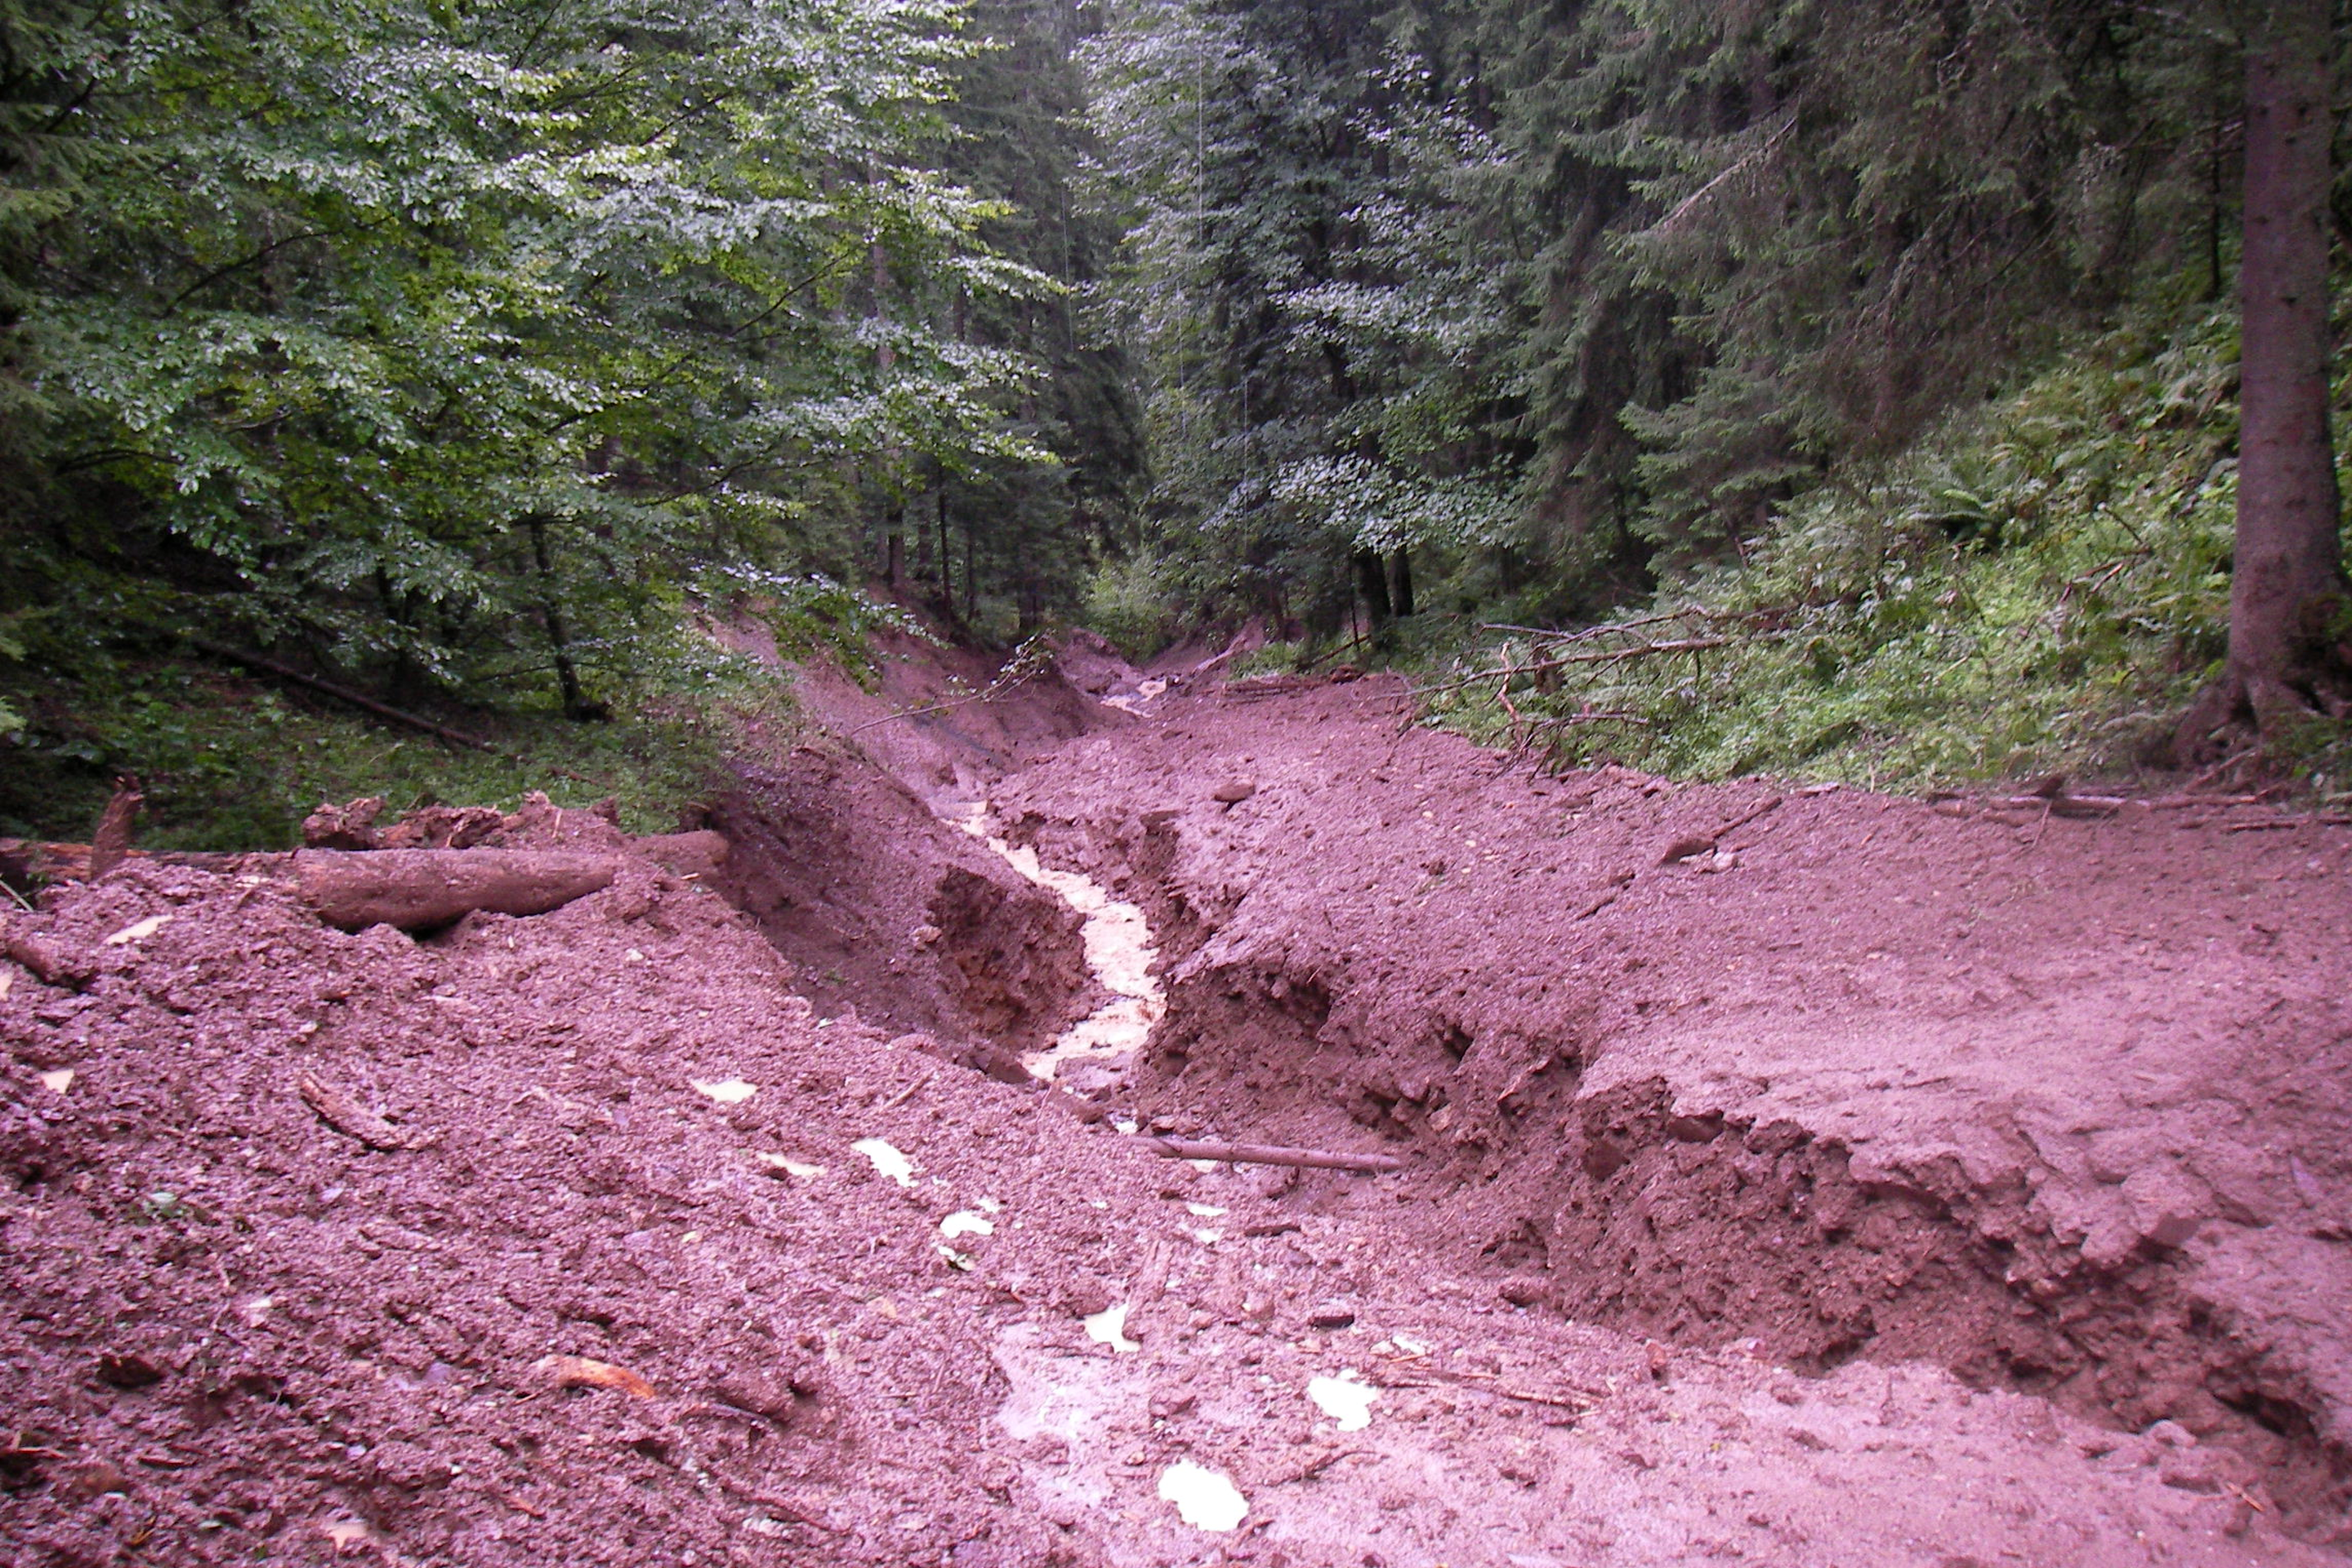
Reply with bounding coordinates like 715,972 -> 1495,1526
3,637 -> 2347,1566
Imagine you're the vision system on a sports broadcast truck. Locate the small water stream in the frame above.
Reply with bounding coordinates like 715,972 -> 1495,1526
954,805 -> 1163,1095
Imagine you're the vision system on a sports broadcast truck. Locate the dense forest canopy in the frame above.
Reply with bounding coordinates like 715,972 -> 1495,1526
1085,0 -> 2348,769
0,0 -> 1128,745
1089,0 -> 2329,613
2,0 -> 2347,839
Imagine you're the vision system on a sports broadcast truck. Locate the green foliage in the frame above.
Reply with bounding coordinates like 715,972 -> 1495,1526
0,0 -> 1162,844
0,652 -> 781,848
888,0 -> 1146,636
1225,639 -> 1306,677
0,0 -> 1055,721
1080,549 -> 1183,660
1421,303 -> 2352,794
1083,0 -> 2291,640
1080,0 -> 1517,629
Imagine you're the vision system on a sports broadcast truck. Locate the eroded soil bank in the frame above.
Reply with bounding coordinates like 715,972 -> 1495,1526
991,670 -> 2352,1539
2,640 -> 2348,1566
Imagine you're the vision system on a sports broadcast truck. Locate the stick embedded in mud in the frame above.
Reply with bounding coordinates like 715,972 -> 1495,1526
1142,1137 -> 1405,1173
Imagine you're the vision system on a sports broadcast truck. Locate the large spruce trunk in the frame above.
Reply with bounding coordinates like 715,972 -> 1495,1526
2181,0 -> 2349,757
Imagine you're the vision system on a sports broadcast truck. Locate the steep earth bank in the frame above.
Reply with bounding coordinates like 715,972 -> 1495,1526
991,673 -> 2352,1541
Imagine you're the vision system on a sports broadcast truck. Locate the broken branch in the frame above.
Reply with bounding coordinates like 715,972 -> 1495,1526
188,638 -> 500,752
1142,1137 -> 1405,1174
295,1072 -> 422,1152
1368,1367 -> 1595,1410
86,778 -> 144,882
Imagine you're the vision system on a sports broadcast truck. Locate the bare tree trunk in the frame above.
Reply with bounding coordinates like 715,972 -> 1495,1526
1386,548 -> 1415,618
1354,548 -> 1392,631
2179,0 -> 2348,760
528,515 -> 601,722
937,486 -> 954,618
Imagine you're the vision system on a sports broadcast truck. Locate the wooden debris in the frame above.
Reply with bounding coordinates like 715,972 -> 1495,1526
2,840 -> 273,883
1656,794 -> 1784,867
538,1353 -> 660,1399
1996,791 -> 2127,818
1657,834 -> 1717,866
1142,1136 -> 1404,1174
302,797 -> 386,850
297,848 -> 618,932
1714,793 -> 1784,837
1259,1447 -> 1376,1487
633,829 -> 731,877
735,1487 -> 843,1533
4,929 -> 93,988
1221,674 -> 1318,702
85,778 -> 143,882
295,1073 -> 422,1152
1367,1366 -> 1594,1411
0,1437 -> 66,1481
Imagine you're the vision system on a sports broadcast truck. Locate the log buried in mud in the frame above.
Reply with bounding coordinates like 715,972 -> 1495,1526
1142,1136 -> 1405,1174
297,849 -> 619,932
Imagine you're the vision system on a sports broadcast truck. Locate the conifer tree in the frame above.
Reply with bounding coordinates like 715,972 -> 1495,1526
2179,0 -> 2350,752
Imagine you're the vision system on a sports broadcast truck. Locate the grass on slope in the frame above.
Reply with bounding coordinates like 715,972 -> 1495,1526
0,660 -> 784,851
1419,302 -> 2352,799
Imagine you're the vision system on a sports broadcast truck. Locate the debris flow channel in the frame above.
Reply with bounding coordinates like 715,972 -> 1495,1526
7,639 -> 2351,1564
954,803 -> 1163,1098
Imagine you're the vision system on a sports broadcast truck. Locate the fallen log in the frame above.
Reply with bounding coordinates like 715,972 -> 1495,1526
4,928 -> 94,988
1997,792 -> 2128,818
2,840 -> 283,883
297,849 -> 618,932
1142,1136 -> 1405,1174
632,830 -> 731,878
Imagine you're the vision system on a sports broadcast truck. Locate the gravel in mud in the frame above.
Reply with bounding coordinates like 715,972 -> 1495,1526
2,653 -> 2345,1566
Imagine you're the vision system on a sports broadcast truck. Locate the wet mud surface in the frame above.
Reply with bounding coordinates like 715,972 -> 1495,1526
994,672 -> 2352,1541
3,643 -> 2349,1566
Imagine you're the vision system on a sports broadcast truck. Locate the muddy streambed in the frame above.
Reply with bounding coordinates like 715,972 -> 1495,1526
954,804 -> 1162,1099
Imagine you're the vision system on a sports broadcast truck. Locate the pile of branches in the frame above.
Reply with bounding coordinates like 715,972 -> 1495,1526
1412,606 -> 1798,753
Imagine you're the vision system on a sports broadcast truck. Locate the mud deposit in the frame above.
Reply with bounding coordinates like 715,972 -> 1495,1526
3,648 -> 2349,1566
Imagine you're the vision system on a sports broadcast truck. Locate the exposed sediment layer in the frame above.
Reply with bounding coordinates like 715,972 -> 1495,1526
993,674 -> 2352,1532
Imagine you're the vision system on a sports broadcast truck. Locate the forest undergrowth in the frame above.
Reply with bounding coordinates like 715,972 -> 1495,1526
0,577 -> 936,848
1410,299 -> 2352,801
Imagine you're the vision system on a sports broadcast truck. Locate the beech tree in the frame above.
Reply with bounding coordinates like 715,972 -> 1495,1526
0,0 -> 1056,718
2179,0 -> 2350,756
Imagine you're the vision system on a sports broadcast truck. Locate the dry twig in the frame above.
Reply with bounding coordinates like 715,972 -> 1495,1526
1142,1137 -> 1404,1174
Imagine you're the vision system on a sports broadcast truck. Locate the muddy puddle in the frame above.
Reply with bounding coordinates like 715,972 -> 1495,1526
954,804 -> 1162,1097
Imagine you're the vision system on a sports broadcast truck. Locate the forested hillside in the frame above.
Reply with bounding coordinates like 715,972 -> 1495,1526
3,0 -> 2349,841
0,0 -> 1132,840
1083,0 -> 2352,789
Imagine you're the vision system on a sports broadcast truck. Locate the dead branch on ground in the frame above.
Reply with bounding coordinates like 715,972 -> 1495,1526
1142,1137 -> 1404,1174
